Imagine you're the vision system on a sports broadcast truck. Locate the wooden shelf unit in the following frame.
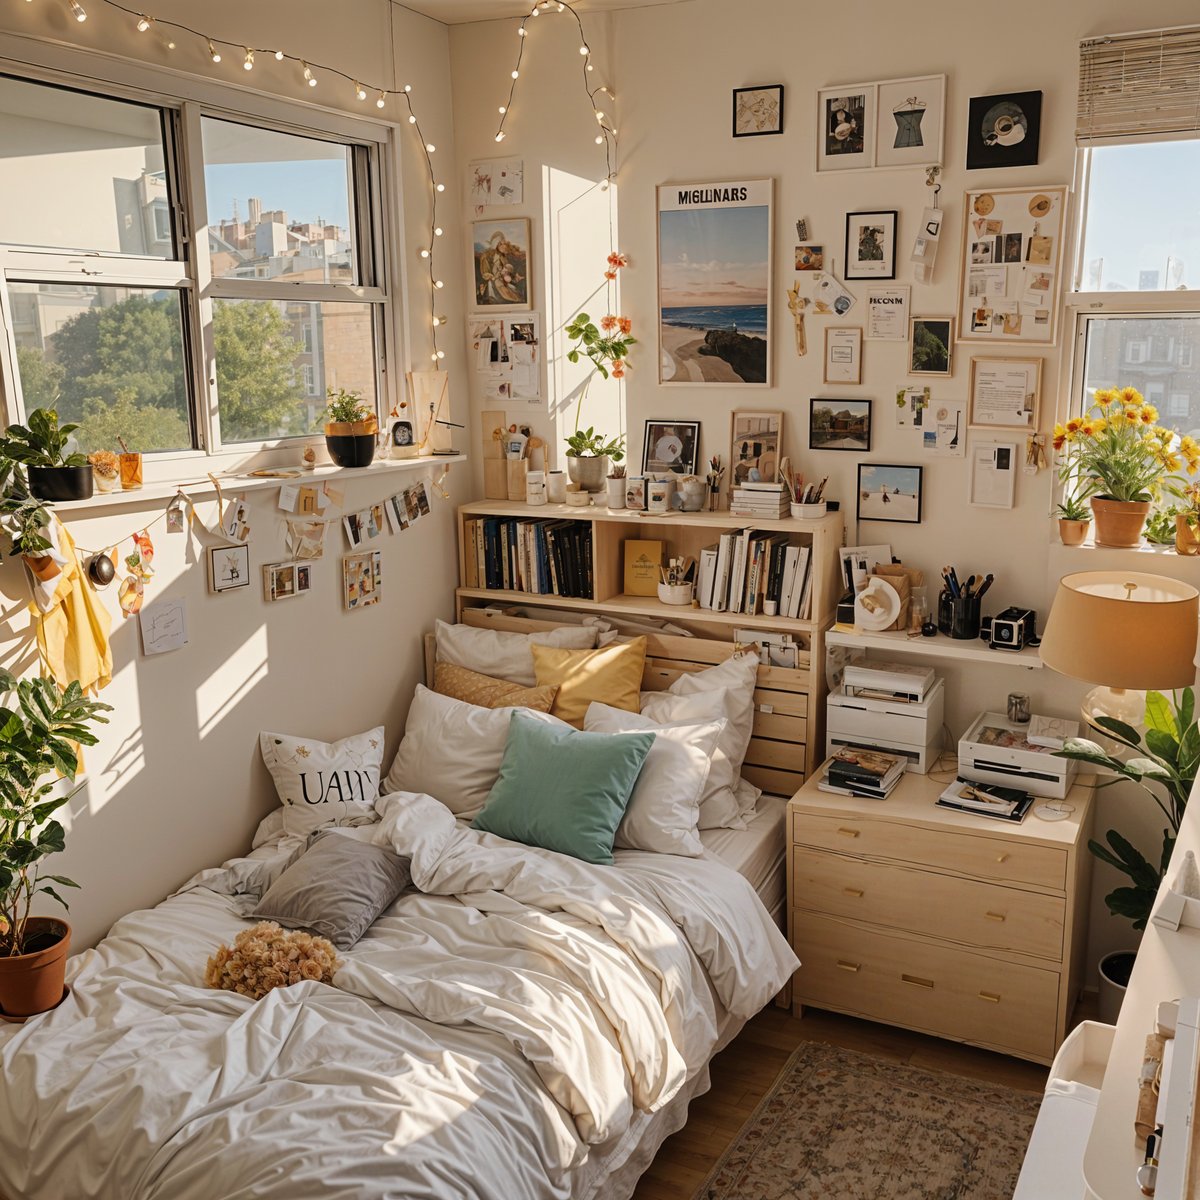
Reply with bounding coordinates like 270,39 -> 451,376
826,626 -> 1044,669
454,500 -> 845,782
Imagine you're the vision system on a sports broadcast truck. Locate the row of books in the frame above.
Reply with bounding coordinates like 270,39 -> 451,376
817,746 -> 907,800
462,516 -> 593,598
696,529 -> 815,618
730,482 -> 790,518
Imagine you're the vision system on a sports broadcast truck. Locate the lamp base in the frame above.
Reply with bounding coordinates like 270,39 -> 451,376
1082,685 -> 1145,735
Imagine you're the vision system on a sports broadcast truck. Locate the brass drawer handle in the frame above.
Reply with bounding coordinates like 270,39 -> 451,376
836,960 -> 862,973
836,827 -> 861,838
901,974 -> 934,989
979,991 -> 1001,1004
843,887 -> 865,898
984,911 -> 1006,923
996,853 -> 1010,864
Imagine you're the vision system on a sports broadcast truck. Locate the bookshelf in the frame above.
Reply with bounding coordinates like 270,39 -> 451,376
454,500 -> 845,781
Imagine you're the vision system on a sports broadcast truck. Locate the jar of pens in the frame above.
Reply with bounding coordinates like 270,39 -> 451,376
657,555 -> 695,605
706,456 -> 725,512
937,567 -> 994,639
782,457 -> 828,516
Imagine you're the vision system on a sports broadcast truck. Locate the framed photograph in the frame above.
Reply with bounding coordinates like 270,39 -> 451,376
795,244 -> 823,271
207,542 -> 250,594
823,326 -> 863,385
817,84 -> 875,171
262,561 -> 312,602
471,217 -> 530,309
908,316 -> 954,376
733,85 -> 783,137
966,91 -> 1043,171
865,284 -> 910,340
810,398 -> 871,452
969,356 -> 1042,429
730,410 -> 784,487
658,179 -> 772,385
969,441 -> 1019,509
874,75 -> 946,170
857,463 -> 923,524
642,420 -> 700,475
343,550 -> 382,611
844,210 -> 897,280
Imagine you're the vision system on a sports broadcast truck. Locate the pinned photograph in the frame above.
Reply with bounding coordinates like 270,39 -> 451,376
468,157 -> 524,211
966,91 -> 1043,171
895,385 -> 931,428
472,217 -> 530,309
810,398 -> 871,452
908,317 -> 954,376
922,401 -> 965,457
207,542 -> 250,594
263,561 -> 312,602
794,244 -> 824,271
857,463 -> 923,524
1002,233 -> 1023,264
343,511 -> 366,549
385,493 -> 410,534
343,550 -> 382,611
733,85 -> 784,137
844,210 -> 897,280
286,519 -> 326,561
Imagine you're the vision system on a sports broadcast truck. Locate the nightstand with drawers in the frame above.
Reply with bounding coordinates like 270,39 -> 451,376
787,767 -> 1094,1064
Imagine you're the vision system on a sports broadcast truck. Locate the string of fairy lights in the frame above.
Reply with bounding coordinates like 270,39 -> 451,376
28,0 -> 618,368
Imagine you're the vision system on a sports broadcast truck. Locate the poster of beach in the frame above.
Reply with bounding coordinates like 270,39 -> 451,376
857,463 -> 923,524
657,179 -> 772,385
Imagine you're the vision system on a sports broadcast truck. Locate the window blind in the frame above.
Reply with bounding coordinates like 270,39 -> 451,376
1077,26 -> 1200,142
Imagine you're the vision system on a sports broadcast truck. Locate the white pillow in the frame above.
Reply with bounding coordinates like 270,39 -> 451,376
584,702 -> 724,857
383,685 -> 568,818
259,726 -> 385,838
435,620 -> 597,687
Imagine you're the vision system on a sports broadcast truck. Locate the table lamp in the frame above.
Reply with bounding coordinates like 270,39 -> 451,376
1040,571 -> 1200,729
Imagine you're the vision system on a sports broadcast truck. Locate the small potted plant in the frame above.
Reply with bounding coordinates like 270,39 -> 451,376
0,408 -> 92,502
323,389 -> 378,469
605,462 -> 626,509
0,672 -> 111,1019
88,451 -> 120,495
1054,492 -> 1092,546
565,426 -> 626,494
0,458 -> 56,582
1144,504 -> 1180,546
1176,482 -> 1200,555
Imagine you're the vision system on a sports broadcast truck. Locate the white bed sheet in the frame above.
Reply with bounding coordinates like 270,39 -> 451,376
701,793 -> 787,914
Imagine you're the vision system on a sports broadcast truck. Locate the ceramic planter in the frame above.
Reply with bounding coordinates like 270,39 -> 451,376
27,465 -> 93,502
0,917 -> 70,1020
605,477 -> 626,509
1097,949 -> 1136,1025
324,418 -> 378,469
1177,514 -> 1200,555
566,454 -> 608,494
1090,497 -> 1151,547
1058,518 -> 1091,546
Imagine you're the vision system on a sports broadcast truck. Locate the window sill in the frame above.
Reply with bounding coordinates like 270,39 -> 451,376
1052,538 -> 1180,556
48,454 -> 467,517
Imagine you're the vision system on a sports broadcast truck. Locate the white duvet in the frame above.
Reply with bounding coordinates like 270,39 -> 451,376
0,792 -> 796,1200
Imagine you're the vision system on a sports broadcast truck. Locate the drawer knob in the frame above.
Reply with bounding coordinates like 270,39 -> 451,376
984,911 -> 1006,923
843,887 -> 865,898
901,974 -> 934,989
978,991 -> 1002,1004
836,960 -> 862,973
996,853 -> 1010,864
837,827 -> 861,839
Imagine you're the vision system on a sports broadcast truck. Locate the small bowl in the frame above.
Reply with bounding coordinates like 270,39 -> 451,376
657,581 -> 694,606
790,501 -> 827,519
564,490 -> 592,508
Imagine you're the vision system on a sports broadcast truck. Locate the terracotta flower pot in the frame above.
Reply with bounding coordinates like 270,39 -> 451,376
1090,497 -> 1151,547
0,917 -> 70,1019
1058,518 -> 1091,546
1177,514 -> 1200,556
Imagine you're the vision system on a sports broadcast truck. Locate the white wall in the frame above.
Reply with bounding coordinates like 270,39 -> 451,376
0,0 -> 466,949
449,0 -> 1200,971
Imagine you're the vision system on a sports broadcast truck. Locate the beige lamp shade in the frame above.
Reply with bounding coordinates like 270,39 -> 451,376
1040,571 -> 1200,690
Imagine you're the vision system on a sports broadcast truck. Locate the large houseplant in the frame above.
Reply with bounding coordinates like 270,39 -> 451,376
323,388 -> 378,469
0,672 -> 111,1018
0,408 -> 92,502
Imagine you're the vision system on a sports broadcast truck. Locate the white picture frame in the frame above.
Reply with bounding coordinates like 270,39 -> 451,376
874,75 -> 946,170
865,285 -> 910,340
823,326 -> 863,385
969,441 -> 1019,509
207,543 -> 250,594
817,84 -> 877,172
969,356 -> 1042,429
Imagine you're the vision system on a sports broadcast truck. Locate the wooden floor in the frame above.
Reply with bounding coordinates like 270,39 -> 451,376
630,1005 -> 1057,1200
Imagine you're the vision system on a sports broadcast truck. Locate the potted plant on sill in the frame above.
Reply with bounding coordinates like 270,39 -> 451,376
1054,491 -> 1092,546
323,388 -> 378,469
1053,388 -> 1200,547
1054,687 -> 1197,1022
0,672 -> 111,1019
0,409 -> 92,502
1175,483 -> 1200,556
0,456 -> 56,583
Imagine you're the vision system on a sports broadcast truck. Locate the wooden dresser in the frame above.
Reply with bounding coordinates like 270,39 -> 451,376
788,767 -> 1095,1064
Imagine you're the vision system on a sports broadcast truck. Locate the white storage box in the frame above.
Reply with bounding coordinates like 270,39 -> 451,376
827,678 -> 944,774
959,711 -> 1078,799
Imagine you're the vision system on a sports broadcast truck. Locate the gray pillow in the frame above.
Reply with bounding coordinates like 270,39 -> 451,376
252,830 -> 412,950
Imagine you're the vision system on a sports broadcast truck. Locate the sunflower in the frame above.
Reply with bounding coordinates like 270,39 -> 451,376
1119,386 -> 1144,405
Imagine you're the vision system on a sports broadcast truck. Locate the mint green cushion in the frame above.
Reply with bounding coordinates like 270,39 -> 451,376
471,709 -> 654,865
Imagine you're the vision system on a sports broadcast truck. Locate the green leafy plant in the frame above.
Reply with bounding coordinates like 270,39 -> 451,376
1145,504 -> 1182,545
1055,688 -> 1198,929
0,673 -> 111,957
565,311 -> 636,382
0,408 -> 87,470
0,459 -> 50,561
1054,492 -> 1092,522
323,388 -> 374,426
564,426 -> 625,461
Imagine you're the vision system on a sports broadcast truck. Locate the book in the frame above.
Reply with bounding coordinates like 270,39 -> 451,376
624,539 -> 662,597
1026,715 -> 1080,749
789,546 -> 811,619
740,481 -> 787,492
974,725 -> 1057,756
778,544 -> 801,617
698,546 -> 718,609
936,778 -> 1034,823
826,745 -> 907,791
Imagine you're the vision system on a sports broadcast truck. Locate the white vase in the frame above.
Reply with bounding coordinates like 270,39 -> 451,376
606,477 -> 626,509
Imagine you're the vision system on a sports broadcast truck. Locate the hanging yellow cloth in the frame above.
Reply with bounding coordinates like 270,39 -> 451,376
28,520 -> 113,694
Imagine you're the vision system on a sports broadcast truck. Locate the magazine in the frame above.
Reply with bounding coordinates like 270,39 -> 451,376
936,778 -> 1033,823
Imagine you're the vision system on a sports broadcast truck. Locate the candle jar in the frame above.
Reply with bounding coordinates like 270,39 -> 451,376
119,452 -> 143,491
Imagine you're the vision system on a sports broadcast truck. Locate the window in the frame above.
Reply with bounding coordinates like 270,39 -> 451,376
0,68 -> 392,464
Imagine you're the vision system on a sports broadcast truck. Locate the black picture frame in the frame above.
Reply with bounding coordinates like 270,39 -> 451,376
844,210 -> 898,280
732,85 -> 784,137
965,90 -> 1042,171
856,463 -> 923,524
809,398 -> 871,452
642,419 -> 701,475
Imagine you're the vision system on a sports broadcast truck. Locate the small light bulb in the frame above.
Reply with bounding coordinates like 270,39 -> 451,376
426,143 -> 436,153
274,50 -> 284,60
530,5 -> 539,14
518,27 -> 527,36
243,49 -> 254,70
595,135 -> 603,144
431,353 -> 439,362
208,39 -> 221,62
69,0 -> 86,21
434,279 -> 445,289
495,132 -> 506,142
596,111 -> 605,120
419,249 -> 430,259
166,39 -> 176,49
586,63 -> 594,71
436,183 -> 445,193
436,350 -> 445,360
432,317 -> 441,327
511,70 -> 519,79
557,1 -> 564,9
302,62 -> 316,86
580,44 -> 589,55
404,84 -> 412,93
136,15 -> 150,32
435,227 -> 443,236
355,82 -> 367,100
499,106 -> 506,114
408,115 -> 416,124
376,91 -> 387,108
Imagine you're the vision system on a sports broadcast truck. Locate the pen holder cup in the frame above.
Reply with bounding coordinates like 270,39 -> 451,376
949,595 -> 982,640
657,582 -> 694,606
790,501 -> 827,519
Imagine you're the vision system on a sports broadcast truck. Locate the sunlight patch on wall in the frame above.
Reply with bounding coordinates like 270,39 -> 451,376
196,625 -> 269,740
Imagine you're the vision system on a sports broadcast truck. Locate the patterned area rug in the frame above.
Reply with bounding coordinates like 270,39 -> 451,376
696,1041 -> 1040,1200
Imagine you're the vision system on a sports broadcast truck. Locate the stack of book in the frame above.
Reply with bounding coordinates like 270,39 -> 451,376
696,529 -> 814,617
818,746 -> 907,799
730,482 -> 790,517
936,778 -> 1034,823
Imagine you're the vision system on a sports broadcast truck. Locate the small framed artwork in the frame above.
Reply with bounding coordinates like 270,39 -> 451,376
810,398 -> 871,452
471,217 -> 531,309
966,91 -> 1043,171
387,415 -> 418,459
908,316 -> 954,376
642,420 -> 700,476
874,75 -> 946,170
733,85 -> 783,137
207,542 -> 250,594
262,561 -> 311,602
844,210 -> 897,280
817,84 -> 876,171
969,356 -> 1042,429
823,326 -> 863,385
730,410 -> 784,487
857,463 -> 923,524
795,244 -> 824,271
969,441 -> 1018,509
343,550 -> 382,611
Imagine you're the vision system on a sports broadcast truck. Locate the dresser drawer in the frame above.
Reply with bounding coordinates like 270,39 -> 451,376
790,849 -> 1066,961
792,911 -> 1060,1061
790,810 -> 1066,891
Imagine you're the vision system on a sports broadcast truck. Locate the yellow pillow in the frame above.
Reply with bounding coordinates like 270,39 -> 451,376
531,638 -> 647,728
433,661 -> 558,713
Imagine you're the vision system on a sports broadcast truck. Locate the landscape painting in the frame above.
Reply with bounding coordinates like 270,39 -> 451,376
658,179 -> 772,385
810,398 -> 871,451
857,463 -> 923,524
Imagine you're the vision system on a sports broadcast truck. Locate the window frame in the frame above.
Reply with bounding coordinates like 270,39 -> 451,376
0,36 -> 405,480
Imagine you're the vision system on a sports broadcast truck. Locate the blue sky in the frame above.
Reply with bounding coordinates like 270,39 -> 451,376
659,205 -> 769,307
204,161 -> 351,229
860,464 -> 920,494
